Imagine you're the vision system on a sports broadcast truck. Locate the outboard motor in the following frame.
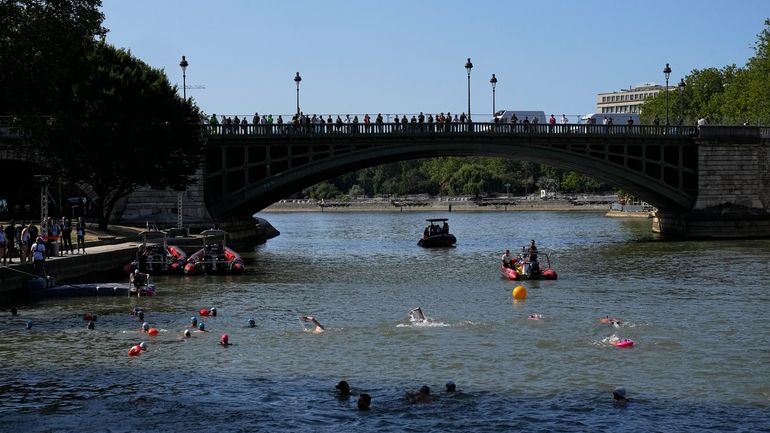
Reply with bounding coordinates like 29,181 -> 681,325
529,260 -> 541,278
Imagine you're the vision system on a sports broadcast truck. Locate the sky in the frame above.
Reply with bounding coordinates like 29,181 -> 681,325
100,0 -> 767,121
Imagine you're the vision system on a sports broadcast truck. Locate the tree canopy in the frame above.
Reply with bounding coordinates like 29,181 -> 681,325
641,19 -> 770,125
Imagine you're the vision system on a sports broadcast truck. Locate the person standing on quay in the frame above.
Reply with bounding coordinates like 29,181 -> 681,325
61,217 -> 73,254
76,217 -> 86,254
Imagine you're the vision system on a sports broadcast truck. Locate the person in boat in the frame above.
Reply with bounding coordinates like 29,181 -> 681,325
423,226 -> 429,239
501,249 -> 513,268
441,221 -> 449,234
527,239 -> 538,262
301,315 -> 325,333
522,240 -> 539,275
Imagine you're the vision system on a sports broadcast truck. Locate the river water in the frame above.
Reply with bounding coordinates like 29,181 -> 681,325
1,211 -> 769,432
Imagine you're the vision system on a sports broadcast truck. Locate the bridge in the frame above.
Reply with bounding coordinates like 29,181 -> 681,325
201,122 -> 770,238
3,119 -> 769,238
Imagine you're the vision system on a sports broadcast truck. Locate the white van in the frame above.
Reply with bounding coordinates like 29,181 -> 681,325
580,113 -> 639,125
493,110 -> 546,124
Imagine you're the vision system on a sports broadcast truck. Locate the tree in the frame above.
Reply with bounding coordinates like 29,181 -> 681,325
0,0 -> 106,116
48,42 -> 203,229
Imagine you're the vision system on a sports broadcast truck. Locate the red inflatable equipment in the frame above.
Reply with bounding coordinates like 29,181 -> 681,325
127,345 -> 142,356
148,328 -> 159,336
199,308 -> 210,316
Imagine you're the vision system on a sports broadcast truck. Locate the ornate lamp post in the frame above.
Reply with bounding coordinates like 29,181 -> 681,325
465,58 -> 473,123
294,72 -> 302,116
663,63 -> 671,126
504,182 -> 510,196
177,55 -> 189,230
678,78 -> 686,125
490,73 -> 498,118
179,56 -> 188,100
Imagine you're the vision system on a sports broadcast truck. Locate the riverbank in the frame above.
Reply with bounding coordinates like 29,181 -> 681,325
261,197 -> 614,213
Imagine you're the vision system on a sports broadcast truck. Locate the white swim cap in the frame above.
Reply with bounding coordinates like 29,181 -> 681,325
139,342 -> 148,350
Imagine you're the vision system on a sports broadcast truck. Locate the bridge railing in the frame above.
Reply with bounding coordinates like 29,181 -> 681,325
202,122 -> 699,137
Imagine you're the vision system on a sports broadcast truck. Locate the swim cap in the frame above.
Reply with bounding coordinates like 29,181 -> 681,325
198,322 -> 205,331
445,381 -> 456,392
142,322 -> 149,331
139,342 -> 148,351
26,320 -> 32,329
138,312 -> 144,320
191,317 -> 197,325
613,386 -> 626,399
248,318 -> 256,327
87,321 -> 95,330
184,329 -> 191,337
420,385 -> 430,395
220,333 -> 229,344
210,307 -> 217,316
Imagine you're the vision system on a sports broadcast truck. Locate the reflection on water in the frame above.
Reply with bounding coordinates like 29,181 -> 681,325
1,211 -> 769,432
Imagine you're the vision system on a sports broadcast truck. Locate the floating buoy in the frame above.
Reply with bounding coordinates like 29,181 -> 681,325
199,308 -> 210,316
147,328 -> 159,336
512,286 -> 527,300
128,345 -> 142,356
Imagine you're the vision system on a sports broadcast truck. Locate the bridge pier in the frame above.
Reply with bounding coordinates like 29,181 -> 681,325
653,127 -> 770,238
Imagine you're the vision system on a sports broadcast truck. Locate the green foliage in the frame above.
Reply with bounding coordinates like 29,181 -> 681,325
641,19 -> 770,125
0,0 -> 106,115
48,42 -> 203,228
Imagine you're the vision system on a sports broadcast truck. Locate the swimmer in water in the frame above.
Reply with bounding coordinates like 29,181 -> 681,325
139,342 -> 148,351
357,393 -> 371,410
409,307 -> 426,322
141,322 -> 150,333
301,315 -> 325,333
219,333 -> 230,346
599,316 -> 622,325
445,381 -> 457,392
613,386 -> 629,406
183,329 -> 191,338
83,313 -> 97,321
86,321 -> 95,330
247,318 -> 256,328
406,385 -> 432,404
210,307 -> 217,317
336,380 -> 351,399
190,317 -> 198,327
528,314 -> 543,320
196,322 -> 207,332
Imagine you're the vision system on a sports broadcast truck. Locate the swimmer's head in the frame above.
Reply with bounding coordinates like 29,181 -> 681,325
139,342 -> 148,351
183,329 -> 191,338
219,333 -> 229,345
445,381 -> 456,392
210,307 -> 217,316
190,317 -> 197,326
26,320 -> 32,329
87,321 -> 95,330
198,322 -> 205,331
419,385 -> 430,395
142,322 -> 149,331
336,380 -> 350,395
11,307 -> 18,316
613,386 -> 626,400
137,311 -> 144,321
248,318 -> 256,328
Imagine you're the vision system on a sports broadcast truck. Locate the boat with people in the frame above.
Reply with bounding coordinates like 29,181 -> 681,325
500,243 -> 557,280
418,218 -> 457,247
183,229 -> 245,275
123,229 -> 187,275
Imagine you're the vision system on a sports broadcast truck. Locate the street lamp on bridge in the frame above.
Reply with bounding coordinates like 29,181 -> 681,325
490,73 -> 498,118
465,58 -> 473,123
504,182 -> 510,197
179,56 -> 188,100
294,72 -> 302,116
678,78 -> 686,125
663,63 -> 671,126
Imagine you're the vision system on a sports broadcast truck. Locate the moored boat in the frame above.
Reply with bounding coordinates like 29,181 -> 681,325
418,218 -> 457,247
124,229 -> 187,275
183,229 -> 245,275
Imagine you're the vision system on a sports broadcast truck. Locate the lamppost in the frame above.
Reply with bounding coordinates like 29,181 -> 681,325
663,63 -> 671,126
465,58 -> 473,123
490,73 -> 498,118
504,182 -> 510,197
179,56 -> 188,100
294,72 -> 302,116
678,78 -> 686,125
178,55 -> 188,230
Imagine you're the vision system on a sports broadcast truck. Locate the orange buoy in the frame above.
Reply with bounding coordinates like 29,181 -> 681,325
512,285 -> 527,300
199,308 -> 210,316
127,345 -> 142,356
147,328 -> 159,336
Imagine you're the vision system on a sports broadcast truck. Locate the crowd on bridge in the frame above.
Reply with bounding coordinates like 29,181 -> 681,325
203,111 -> 700,137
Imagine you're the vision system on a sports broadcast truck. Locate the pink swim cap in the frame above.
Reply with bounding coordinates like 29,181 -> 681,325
220,333 -> 229,344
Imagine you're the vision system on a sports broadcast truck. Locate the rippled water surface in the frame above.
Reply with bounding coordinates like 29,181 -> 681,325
1,211 -> 769,432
